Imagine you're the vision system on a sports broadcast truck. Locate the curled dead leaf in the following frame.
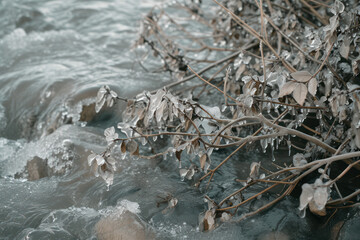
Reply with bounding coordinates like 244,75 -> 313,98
120,141 -> 126,153
203,210 -> 216,231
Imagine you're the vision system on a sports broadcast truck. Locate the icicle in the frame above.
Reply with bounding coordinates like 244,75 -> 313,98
260,139 -> 268,153
287,136 -> 292,156
299,208 -> 306,218
271,138 -> 275,161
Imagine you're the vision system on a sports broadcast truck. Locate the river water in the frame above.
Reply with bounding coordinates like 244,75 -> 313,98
0,0 -> 348,239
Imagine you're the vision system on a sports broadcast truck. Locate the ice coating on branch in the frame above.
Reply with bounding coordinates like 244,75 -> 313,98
95,85 -> 118,113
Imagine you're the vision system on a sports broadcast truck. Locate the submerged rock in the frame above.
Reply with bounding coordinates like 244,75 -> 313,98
95,210 -> 154,240
257,231 -> 290,240
80,103 -> 96,122
26,156 -> 48,180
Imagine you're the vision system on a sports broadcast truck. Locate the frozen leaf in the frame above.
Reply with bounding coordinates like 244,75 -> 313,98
107,157 -> 116,166
107,95 -> 115,108
126,140 -> 138,154
324,15 -> 338,34
291,71 -> 312,83
236,64 -> 246,81
352,58 -> 360,75
97,86 -> 107,102
340,39 -> 350,59
179,169 -> 188,178
313,179 -> 328,210
168,197 -> 178,208
96,155 -> 105,165
110,90 -> 118,98
292,83 -> 307,105
185,167 -> 195,180
87,153 -> 97,166
155,100 -> 167,123
330,0 -> 344,15
95,96 -> 106,113
299,183 -> 314,211
220,212 -> 231,222
293,153 -> 307,167
308,78 -> 318,97
104,126 -> 118,143
279,81 -> 296,97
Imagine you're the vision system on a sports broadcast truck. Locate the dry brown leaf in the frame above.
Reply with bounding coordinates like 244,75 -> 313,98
291,71 -> 312,82
279,81 -> 296,98
309,200 -> 326,216
199,154 -> 207,170
176,150 -> 182,161
308,78 -> 318,97
132,145 -> 139,156
203,210 -> 216,231
292,83 -> 307,105
184,119 -> 191,132
121,141 -> 126,153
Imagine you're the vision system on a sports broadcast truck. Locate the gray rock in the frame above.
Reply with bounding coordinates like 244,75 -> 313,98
95,210 -> 154,240
26,156 -> 48,181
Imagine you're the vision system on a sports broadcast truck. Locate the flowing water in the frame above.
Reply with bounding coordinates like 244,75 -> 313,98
0,0 -> 347,239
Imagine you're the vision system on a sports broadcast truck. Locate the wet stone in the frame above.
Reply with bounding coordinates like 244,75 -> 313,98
26,156 -> 48,181
257,231 -> 290,240
338,214 -> 360,240
95,210 -> 154,240
80,103 -> 96,122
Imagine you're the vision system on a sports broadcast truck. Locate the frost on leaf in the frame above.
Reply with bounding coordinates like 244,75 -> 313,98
168,197 -> 178,208
104,126 -> 118,144
292,83 -> 307,105
95,85 -> 118,113
179,165 -> 195,180
291,71 -> 312,83
87,152 -> 97,166
292,153 -> 307,174
88,152 -> 116,187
